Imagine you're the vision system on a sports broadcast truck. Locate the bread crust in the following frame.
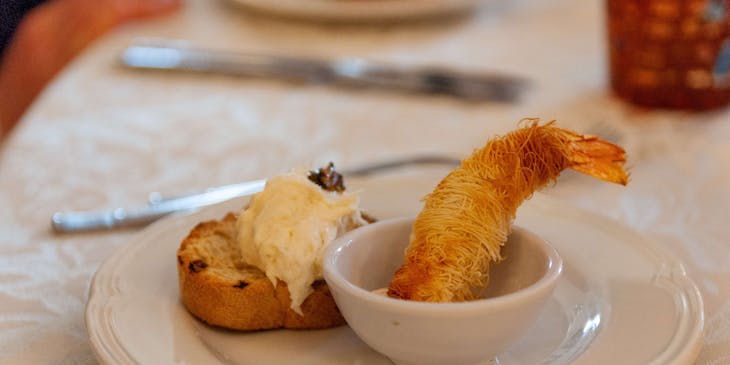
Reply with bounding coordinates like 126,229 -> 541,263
177,213 -> 345,330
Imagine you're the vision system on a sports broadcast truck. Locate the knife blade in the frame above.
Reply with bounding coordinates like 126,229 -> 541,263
120,38 -> 528,101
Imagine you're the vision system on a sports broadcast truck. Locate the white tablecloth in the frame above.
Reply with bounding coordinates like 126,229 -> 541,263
1,0 -> 730,363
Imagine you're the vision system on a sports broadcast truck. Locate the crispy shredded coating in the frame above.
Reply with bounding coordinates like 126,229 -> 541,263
387,119 -> 628,302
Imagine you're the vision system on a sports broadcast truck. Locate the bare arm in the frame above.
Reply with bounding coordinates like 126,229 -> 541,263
0,0 -> 180,140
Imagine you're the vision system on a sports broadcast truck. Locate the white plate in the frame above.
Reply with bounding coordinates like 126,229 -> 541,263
227,0 -> 482,22
86,169 -> 704,365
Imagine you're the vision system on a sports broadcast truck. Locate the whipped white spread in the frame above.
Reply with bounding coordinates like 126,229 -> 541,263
235,170 -> 366,314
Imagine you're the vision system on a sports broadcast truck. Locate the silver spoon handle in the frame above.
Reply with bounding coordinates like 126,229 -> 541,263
147,155 -> 460,205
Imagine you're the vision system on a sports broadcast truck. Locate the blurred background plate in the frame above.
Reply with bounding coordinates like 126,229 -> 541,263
226,0 -> 484,22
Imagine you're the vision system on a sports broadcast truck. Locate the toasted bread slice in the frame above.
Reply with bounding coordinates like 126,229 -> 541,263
177,213 -> 345,330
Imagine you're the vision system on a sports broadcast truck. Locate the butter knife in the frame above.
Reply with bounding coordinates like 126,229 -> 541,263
51,180 -> 266,233
52,156 -> 460,233
120,39 -> 528,101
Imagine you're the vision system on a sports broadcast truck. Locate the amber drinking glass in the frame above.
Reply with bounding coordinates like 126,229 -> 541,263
607,0 -> 730,109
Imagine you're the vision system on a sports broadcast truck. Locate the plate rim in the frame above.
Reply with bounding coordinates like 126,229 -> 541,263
524,197 -> 705,365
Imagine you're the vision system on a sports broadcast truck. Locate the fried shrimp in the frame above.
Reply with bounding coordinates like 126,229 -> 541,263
387,119 -> 629,302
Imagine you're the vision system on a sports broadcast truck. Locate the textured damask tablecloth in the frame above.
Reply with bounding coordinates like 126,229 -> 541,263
1,0 -> 730,363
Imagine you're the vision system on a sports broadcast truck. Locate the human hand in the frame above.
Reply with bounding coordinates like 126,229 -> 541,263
0,0 -> 181,140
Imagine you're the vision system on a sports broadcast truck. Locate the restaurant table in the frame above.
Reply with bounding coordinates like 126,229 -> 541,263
1,0 -> 730,363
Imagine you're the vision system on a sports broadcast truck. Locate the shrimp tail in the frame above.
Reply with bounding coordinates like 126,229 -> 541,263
562,129 -> 629,185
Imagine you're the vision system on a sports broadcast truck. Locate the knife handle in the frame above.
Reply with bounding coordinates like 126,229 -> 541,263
51,208 -> 171,232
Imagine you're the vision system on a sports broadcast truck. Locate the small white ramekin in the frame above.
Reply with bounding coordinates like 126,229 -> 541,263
323,217 -> 562,365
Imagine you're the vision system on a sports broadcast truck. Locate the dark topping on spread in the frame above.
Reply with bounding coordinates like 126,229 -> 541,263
188,260 -> 208,273
177,255 -> 184,266
308,162 -> 345,193
233,281 -> 249,289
